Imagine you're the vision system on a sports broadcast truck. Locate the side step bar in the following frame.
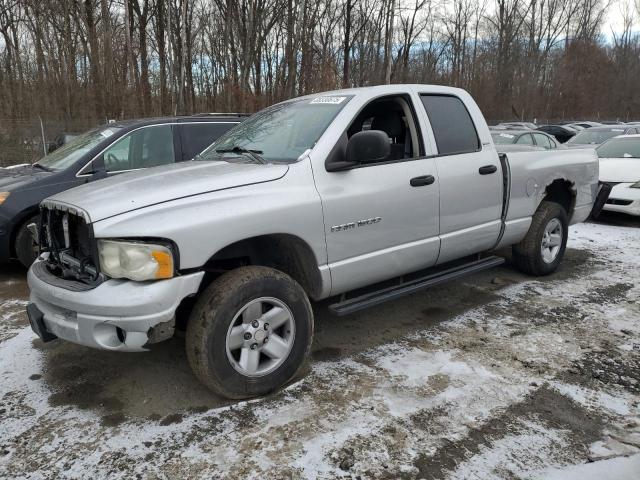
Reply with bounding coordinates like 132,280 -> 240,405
328,256 -> 505,316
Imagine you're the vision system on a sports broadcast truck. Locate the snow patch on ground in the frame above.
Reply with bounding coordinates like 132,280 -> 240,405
377,348 -> 497,387
450,421 -> 570,480
549,381 -> 635,416
528,453 -> 640,480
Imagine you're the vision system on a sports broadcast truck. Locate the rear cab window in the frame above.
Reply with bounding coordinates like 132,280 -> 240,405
419,94 -> 480,156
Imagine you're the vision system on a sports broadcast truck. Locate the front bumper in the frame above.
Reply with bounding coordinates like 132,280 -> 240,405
27,259 -> 204,351
602,183 -> 640,216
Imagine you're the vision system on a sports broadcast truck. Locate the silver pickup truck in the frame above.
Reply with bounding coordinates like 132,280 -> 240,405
26,85 -> 600,399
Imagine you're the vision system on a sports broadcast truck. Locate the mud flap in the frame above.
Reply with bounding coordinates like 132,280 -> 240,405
590,182 -> 614,219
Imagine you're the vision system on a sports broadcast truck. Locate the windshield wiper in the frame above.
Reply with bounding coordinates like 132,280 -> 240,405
32,163 -> 53,172
216,146 -> 266,164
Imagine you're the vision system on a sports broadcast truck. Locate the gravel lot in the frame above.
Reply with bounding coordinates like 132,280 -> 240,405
1,213 -> 639,479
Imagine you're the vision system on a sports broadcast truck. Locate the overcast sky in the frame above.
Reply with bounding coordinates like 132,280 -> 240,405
605,0 -> 638,34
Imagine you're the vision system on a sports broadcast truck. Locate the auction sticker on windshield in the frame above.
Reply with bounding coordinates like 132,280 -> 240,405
310,96 -> 347,105
500,133 -> 515,138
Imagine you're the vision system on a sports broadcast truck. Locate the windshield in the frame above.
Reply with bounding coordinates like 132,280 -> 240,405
567,129 -> 624,145
491,133 -> 516,144
199,95 -> 353,163
596,138 -> 640,158
37,127 -> 122,171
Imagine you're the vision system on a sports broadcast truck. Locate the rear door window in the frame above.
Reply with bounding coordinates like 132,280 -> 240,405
419,94 -> 480,155
179,122 -> 239,161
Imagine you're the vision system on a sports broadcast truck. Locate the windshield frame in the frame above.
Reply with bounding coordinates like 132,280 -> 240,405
198,95 -> 354,164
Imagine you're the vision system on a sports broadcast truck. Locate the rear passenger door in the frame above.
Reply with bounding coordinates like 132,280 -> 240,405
178,122 -> 239,161
417,93 -> 503,264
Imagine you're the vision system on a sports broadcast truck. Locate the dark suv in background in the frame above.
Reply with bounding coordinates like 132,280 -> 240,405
0,114 -> 245,267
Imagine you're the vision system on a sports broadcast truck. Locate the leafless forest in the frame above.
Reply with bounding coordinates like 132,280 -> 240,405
1,0 -> 640,164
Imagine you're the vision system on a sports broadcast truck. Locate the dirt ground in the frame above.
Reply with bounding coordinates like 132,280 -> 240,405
1,213 -> 639,479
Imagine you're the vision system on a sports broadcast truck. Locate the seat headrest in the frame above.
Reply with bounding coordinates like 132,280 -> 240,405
371,111 -> 405,139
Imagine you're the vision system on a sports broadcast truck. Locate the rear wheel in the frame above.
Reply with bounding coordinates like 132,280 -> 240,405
186,266 -> 313,399
512,201 -> 568,276
15,215 -> 40,269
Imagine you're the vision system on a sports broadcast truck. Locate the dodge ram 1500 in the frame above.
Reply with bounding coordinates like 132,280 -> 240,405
26,85 -> 600,399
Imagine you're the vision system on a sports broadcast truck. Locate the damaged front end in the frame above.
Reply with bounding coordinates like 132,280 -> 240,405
26,200 -> 203,351
35,201 -> 105,289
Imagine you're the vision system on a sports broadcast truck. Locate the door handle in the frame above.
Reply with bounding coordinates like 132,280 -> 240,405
410,175 -> 435,187
479,165 -> 498,175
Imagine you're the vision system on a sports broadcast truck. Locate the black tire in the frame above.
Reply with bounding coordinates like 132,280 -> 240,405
15,215 -> 40,268
186,266 -> 314,399
512,201 -> 568,276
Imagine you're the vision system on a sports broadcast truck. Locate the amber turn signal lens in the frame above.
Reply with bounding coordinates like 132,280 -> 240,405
152,250 -> 174,279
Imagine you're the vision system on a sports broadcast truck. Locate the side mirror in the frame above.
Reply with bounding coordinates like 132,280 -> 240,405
90,169 -> 108,180
325,130 -> 391,172
79,158 -> 107,180
346,130 -> 390,165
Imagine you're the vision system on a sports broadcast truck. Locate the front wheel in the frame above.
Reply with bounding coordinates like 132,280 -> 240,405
512,201 -> 568,276
186,266 -> 314,399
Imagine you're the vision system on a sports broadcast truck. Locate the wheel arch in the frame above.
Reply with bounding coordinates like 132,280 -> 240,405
540,178 -> 576,221
199,233 -> 325,300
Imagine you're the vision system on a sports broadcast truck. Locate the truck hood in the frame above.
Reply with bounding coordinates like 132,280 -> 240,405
47,160 -> 289,222
599,157 -> 640,183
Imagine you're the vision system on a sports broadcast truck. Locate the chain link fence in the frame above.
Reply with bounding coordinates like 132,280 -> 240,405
0,118 -> 99,167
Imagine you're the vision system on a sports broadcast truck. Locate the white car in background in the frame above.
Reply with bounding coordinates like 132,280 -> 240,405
597,135 -> 640,216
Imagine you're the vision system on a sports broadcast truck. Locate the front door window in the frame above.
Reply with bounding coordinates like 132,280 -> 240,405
102,125 -> 175,172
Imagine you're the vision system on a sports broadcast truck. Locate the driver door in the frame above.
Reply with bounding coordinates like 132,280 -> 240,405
314,94 -> 440,295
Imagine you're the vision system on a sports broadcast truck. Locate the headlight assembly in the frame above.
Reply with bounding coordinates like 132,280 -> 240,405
97,240 -> 174,281
0,192 -> 10,205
